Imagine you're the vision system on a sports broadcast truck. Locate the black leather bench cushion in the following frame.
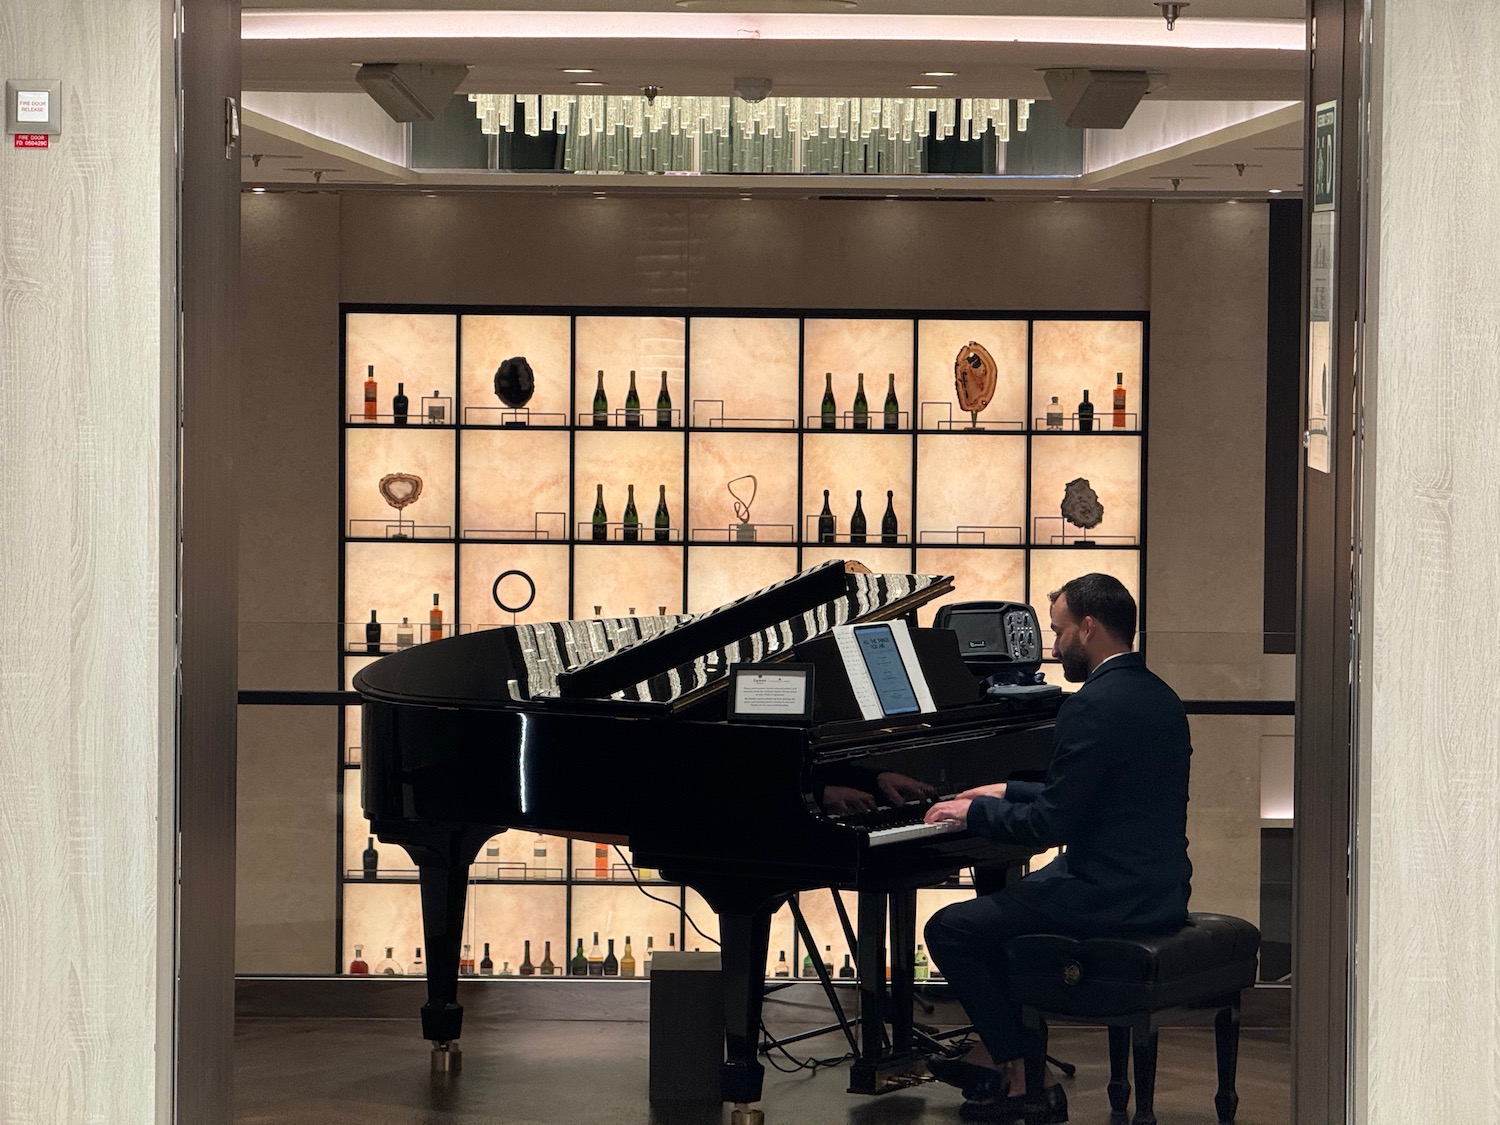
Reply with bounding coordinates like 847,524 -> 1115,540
1006,912 -> 1261,1018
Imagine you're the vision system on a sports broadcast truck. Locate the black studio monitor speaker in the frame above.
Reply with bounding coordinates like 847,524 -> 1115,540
933,601 -> 1045,679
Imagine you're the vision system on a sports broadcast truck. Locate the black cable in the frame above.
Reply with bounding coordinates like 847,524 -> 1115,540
613,845 -> 719,947
758,1017 -> 854,1074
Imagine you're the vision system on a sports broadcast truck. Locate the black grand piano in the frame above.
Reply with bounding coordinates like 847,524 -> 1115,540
356,561 -> 1060,1112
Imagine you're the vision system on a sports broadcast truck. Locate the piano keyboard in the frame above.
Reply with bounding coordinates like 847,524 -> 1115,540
865,818 -> 965,847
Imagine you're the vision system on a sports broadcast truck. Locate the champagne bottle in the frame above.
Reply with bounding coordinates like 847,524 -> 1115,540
656,371 -> 672,427
603,938 -> 620,977
591,483 -> 608,542
520,940 -> 535,976
429,593 -> 443,641
571,938 -> 589,976
820,372 -> 836,430
654,484 -> 670,543
1046,396 -> 1063,430
881,490 -> 898,545
363,365 -> 377,421
1112,371 -> 1127,428
849,490 -> 866,546
361,836 -> 378,880
852,372 -> 869,430
625,370 -> 641,427
396,617 -> 413,649
839,953 -> 856,979
375,947 -> 402,976
817,489 -> 836,544
622,484 -> 639,542
588,932 -> 605,976
621,936 -> 636,978
540,941 -> 556,976
592,369 -> 608,427
410,947 -> 425,977
393,381 -> 409,426
914,943 -> 931,982
643,936 -> 655,978
350,946 -> 369,975
365,610 -> 381,654
883,372 -> 899,430
480,942 -> 494,976
774,950 -> 790,979
1078,388 -> 1095,432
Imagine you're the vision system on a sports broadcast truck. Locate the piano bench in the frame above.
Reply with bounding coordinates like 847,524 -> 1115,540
1004,912 -> 1261,1125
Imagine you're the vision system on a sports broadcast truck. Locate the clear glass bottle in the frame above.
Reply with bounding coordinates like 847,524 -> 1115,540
588,932 -> 605,976
459,944 -> 473,976
396,617 -> 413,649
427,391 -> 445,424
409,947 -> 425,977
374,947 -> 402,976
823,945 -> 834,976
1046,396 -> 1064,430
774,951 -> 790,979
643,936 -> 655,977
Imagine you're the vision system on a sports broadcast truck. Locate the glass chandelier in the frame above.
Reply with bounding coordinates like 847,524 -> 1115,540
468,93 -> 1034,174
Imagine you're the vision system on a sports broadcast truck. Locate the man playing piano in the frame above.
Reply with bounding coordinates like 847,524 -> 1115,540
920,573 -> 1193,1123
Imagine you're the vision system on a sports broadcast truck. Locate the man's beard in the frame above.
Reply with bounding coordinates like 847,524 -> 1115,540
1058,641 -> 1090,682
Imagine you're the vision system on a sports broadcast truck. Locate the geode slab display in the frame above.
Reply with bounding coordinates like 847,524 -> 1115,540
379,472 -> 423,510
494,356 -> 536,409
1060,477 -> 1104,530
953,340 -> 998,417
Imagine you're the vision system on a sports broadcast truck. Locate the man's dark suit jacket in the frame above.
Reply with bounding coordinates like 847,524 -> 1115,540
967,651 -> 1193,935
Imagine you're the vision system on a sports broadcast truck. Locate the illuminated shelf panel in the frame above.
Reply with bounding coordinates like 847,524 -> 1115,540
336,304 -> 1147,979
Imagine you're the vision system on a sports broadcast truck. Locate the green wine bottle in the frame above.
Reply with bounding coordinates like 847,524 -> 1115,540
624,369 -> 641,428
849,489 -> 867,545
655,371 -> 672,428
571,938 -> 589,976
591,483 -> 608,542
883,372 -> 899,430
820,372 -> 836,430
623,484 -> 639,542
852,372 -> 869,430
654,484 -> 670,542
592,370 -> 608,427
881,489 -> 898,544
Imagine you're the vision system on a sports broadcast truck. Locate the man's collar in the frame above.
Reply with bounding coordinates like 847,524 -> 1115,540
1085,650 -> 1141,682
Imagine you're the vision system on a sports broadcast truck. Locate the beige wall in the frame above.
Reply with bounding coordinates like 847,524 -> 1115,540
238,192 -> 1274,970
0,1 -> 173,1121
1357,0 -> 1500,1119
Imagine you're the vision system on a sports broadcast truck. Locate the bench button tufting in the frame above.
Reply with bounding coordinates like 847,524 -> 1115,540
1062,962 -> 1083,985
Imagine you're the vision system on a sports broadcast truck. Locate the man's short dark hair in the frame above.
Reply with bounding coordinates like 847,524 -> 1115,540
1048,573 -> 1137,646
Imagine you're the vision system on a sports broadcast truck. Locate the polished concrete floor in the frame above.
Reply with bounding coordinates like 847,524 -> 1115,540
234,999 -> 1289,1125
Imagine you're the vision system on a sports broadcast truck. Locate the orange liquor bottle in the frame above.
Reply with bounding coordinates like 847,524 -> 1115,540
429,593 -> 444,641
363,365 -> 378,420
1112,371 -> 1127,428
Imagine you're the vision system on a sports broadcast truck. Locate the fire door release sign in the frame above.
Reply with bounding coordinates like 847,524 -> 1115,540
5,79 -> 62,137
14,134 -> 49,149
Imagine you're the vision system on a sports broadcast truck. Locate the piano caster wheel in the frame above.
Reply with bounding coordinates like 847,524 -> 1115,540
430,1042 -> 462,1074
730,1105 -> 764,1125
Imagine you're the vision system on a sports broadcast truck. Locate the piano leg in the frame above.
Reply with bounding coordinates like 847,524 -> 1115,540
718,908 -> 776,1105
848,886 -> 926,1095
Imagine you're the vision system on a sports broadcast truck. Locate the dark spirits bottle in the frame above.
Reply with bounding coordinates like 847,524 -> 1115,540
361,836 -> 378,880
603,938 -> 619,977
592,484 -> 608,542
625,370 -> 641,427
622,484 -> 639,542
818,490 -> 836,543
881,490 -> 898,544
571,938 -> 589,976
363,365 -> 377,421
1112,371 -> 1127,428
774,951 -> 790,979
350,946 -> 369,975
620,936 -> 636,978
656,371 -> 672,427
849,490 -> 866,545
852,372 -> 869,430
520,940 -> 535,976
365,610 -> 381,654
883,372 -> 899,430
540,941 -> 556,976
588,932 -> 605,976
592,369 -> 608,427
820,372 -> 836,430
1078,388 -> 1094,432
429,593 -> 443,641
393,382 -> 409,426
839,953 -> 856,979
480,942 -> 494,976
654,485 -> 670,542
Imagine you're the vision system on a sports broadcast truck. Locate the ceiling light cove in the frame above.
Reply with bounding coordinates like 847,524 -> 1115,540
677,0 -> 857,9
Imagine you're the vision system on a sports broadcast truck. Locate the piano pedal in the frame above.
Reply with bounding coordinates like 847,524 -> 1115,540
430,1041 -> 462,1074
730,1103 -> 764,1125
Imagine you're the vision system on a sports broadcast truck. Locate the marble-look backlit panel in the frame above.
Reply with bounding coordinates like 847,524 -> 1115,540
344,427 -> 456,538
574,315 -> 686,426
467,885 -> 569,975
1031,320 -> 1144,430
1027,549 -> 1141,638
688,316 -> 800,427
459,429 -> 571,538
687,432 -> 800,542
341,882 -> 424,973
346,312 -> 457,424
457,544 -> 571,628
460,314 -> 572,422
343,771 -> 415,876
803,319 -> 914,429
1029,435 -> 1142,545
572,885 -> 690,966
573,431 -> 685,542
916,434 -> 1027,541
800,546 -> 914,575
344,542 -> 455,647
801,434 -> 912,545
913,549 -> 1028,627
686,547 -> 799,613
916,318 -> 1029,429
572,544 -> 684,617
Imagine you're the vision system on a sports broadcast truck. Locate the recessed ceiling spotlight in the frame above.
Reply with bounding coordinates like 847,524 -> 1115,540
574,81 -> 605,87
1268,188 -> 1283,194
562,68 -> 594,74
910,84 -> 941,91
592,191 -> 607,198
251,187 -> 267,193
923,71 -> 957,78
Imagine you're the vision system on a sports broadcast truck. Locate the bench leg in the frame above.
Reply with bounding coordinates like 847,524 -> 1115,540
1020,1008 -> 1047,1124
1214,996 -> 1242,1124
1129,1020 -> 1158,1125
1107,1024 -> 1132,1122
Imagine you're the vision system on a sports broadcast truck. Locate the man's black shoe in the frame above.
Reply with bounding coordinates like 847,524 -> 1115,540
958,1081 -> 1068,1124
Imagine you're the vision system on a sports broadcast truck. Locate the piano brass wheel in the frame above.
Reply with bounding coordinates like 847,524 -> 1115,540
430,1042 -> 462,1074
730,1105 -> 764,1125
